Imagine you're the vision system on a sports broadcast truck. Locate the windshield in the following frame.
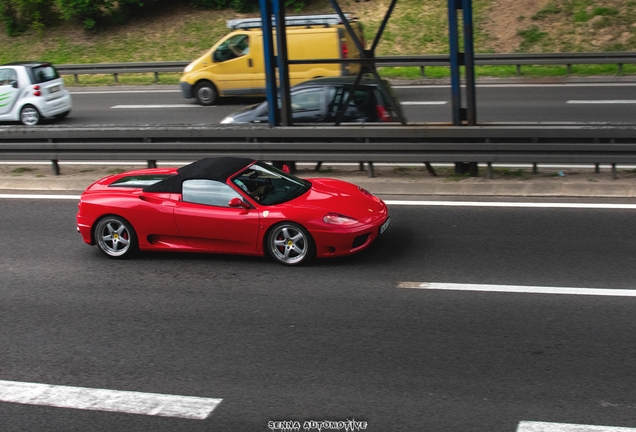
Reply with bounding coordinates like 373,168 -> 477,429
232,162 -> 311,205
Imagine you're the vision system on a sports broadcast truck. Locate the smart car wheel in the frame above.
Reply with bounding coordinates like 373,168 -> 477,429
267,222 -> 315,266
195,81 -> 218,106
94,216 -> 138,259
20,105 -> 41,126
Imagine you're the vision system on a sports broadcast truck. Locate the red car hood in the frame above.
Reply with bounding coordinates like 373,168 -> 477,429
297,178 -> 388,223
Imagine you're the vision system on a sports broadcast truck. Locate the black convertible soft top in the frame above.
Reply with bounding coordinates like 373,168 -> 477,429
142,157 -> 255,193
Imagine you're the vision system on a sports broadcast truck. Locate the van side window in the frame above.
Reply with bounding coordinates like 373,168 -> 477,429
0,68 -> 18,86
214,34 -> 250,63
182,179 -> 242,207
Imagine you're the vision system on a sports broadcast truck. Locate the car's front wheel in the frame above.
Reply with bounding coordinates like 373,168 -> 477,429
94,216 -> 138,259
267,222 -> 315,266
20,105 -> 41,125
195,81 -> 218,106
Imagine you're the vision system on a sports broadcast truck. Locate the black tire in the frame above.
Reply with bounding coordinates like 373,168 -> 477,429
194,81 -> 218,106
94,216 -> 138,259
20,105 -> 41,126
266,222 -> 315,266
55,110 -> 70,119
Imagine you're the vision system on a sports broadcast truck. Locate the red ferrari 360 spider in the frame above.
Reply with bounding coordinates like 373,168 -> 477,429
76,157 -> 390,265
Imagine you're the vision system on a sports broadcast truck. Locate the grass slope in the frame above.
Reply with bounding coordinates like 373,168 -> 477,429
1,0 -> 634,84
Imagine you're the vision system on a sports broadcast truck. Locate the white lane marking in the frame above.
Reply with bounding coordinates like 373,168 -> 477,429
0,194 -> 80,200
401,101 -> 447,105
398,282 -> 636,297
393,83 -> 636,89
70,90 -> 181,95
517,421 -> 636,431
0,380 -> 221,420
111,104 -> 202,109
567,100 -> 636,104
384,200 -> 636,209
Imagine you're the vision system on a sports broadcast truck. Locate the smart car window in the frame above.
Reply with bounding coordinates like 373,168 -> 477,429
290,88 -> 322,112
0,68 -> 17,86
31,66 -> 59,84
182,179 -> 242,207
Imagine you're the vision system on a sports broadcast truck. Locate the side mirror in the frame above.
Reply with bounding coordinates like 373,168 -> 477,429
228,197 -> 250,209
11,81 -> 18,89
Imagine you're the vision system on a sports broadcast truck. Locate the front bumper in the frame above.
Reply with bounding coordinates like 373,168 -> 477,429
313,216 -> 390,258
180,81 -> 194,99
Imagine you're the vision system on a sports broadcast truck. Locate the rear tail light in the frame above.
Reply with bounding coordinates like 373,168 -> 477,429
341,42 -> 349,59
376,105 -> 391,122
33,85 -> 41,96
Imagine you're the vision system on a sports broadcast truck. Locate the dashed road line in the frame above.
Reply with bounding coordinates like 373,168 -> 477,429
398,282 -> 636,297
111,104 -> 203,109
567,100 -> 636,104
0,380 -> 221,420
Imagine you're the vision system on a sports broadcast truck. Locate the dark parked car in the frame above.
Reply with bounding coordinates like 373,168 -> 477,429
220,76 -> 404,124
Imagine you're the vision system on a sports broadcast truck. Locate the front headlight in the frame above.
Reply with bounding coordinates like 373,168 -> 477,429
220,116 -> 234,124
323,213 -> 358,225
183,62 -> 195,73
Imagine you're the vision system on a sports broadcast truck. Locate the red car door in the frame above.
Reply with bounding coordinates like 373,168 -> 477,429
173,179 -> 260,253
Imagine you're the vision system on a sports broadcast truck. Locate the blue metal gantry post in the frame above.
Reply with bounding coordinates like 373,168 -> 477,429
258,0 -> 477,130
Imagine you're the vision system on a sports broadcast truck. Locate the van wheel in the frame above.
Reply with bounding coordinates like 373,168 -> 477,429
20,105 -> 41,125
195,81 -> 218,106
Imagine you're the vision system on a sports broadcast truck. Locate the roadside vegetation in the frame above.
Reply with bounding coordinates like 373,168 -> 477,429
1,0 -> 635,85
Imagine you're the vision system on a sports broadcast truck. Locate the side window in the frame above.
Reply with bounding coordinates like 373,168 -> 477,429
290,88 -> 323,112
0,68 -> 17,87
182,179 -> 242,207
214,34 -> 250,63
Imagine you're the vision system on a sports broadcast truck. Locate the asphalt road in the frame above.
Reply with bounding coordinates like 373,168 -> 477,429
55,80 -> 636,125
2,198 -> 636,431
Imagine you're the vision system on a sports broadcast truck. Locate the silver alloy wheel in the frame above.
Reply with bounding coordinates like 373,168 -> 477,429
195,82 -> 217,106
20,106 -> 40,126
95,216 -> 135,258
268,223 -> 312,265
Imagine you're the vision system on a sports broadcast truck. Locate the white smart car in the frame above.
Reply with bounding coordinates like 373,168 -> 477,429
0,62 -> 72,125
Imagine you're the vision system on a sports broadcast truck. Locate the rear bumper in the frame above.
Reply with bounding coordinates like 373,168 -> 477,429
39,93 -> 72,117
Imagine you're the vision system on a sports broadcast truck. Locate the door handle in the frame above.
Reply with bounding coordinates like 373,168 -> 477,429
248,58 -> 253,68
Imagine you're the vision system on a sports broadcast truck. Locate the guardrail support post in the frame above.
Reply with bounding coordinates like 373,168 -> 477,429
533,163 -> 538,174
612,163 -> 617,179
154,72 -> 159,82
567,64 -> 571,75
367,162 -> 375,178
148,160 -> 157,168
516,64 -> 521,75
595,163 -> 600,173
487,162 -> 493,179
619,63 -> 624,75
51,159 -> 60,176
114,73 -> 119,83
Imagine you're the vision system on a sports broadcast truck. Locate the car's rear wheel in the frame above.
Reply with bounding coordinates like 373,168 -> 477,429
94,216 -> 138,259
267,222 -> 315,266
195,81 -> 218,106
20,105 -> 41,125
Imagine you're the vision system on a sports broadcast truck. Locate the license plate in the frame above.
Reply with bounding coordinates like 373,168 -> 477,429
379,217 -> 391,235
49,85 -> 60,93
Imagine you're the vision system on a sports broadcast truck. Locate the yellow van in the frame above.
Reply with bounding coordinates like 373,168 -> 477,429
180,14 -> 363,105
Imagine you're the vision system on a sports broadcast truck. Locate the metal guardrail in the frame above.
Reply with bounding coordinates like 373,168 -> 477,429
1,124 -> 636,177
56,52 -> 636,82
